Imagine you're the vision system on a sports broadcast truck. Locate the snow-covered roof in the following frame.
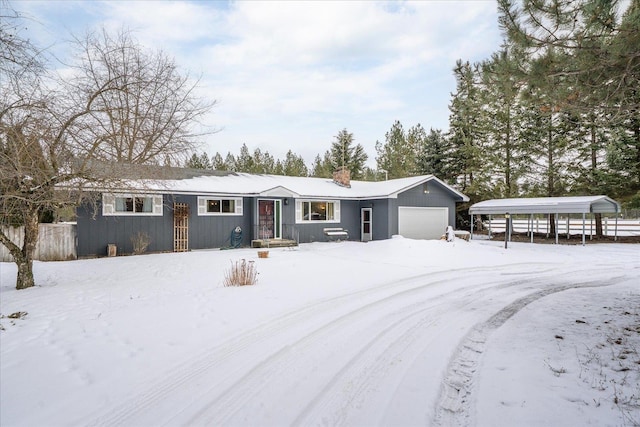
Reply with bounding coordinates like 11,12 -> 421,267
469,196 -> 620,215
108,172 -> 469,201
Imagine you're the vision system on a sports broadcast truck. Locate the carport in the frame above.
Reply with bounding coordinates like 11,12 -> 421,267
468,196 -> 621,245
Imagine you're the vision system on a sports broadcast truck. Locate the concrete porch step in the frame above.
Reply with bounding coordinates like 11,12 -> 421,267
251,239 -> 298,248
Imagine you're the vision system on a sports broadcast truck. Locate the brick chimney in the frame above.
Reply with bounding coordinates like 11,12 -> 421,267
332,166 -> 351,188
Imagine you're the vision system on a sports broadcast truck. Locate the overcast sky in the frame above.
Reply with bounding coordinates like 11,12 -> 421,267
17,0 -> 502,167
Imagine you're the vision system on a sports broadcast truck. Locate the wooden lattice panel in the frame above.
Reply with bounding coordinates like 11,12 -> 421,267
173,203 -> 189,252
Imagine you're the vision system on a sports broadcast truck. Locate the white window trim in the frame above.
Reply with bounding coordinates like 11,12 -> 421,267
295,199 -> 341,224
197,196 -> 243,216
102,193 -> 163,216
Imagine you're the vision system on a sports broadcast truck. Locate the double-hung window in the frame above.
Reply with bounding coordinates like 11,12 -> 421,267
198,196 -> 243,216
102,194 -> 163,216
295,200 -> 340,223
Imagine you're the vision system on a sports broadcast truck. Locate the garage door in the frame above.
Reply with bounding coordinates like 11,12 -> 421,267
398,207 -> 448,240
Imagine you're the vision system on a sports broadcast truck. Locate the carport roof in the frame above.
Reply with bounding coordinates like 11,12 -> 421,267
469,196 -> 620,215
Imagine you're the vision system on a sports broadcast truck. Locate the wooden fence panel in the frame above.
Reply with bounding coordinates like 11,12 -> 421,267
0,224 -> 77,262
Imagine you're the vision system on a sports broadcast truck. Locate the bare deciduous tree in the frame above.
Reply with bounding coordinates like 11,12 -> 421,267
69,28 -> 215,164
0,10 -> 216,290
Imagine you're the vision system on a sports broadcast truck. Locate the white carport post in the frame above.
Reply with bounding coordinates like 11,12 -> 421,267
530,214 -> 534,243
488,215 -> 492,239
582,213 -> 586,246
470,213 -> 474,240
615,215 -> 618,241
555,214 -> 559,244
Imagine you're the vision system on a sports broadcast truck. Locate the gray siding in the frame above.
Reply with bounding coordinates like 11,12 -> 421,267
76,180 -> 463,256
77,194 -> 252,257
175,195 -> 252,250
396,181 -> 459,227
389,198 -> 400,237
77,197 -> 170,257
293,199 -> 361,242
359,199 -> 390,241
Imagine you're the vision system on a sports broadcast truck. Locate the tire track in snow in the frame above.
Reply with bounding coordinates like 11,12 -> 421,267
179,270 -> 554,426
432,274 -> 628,427
86,264 -> 524,427
85,263 -> 578,427
288,284 -> 504,426
79,267 -> 502,426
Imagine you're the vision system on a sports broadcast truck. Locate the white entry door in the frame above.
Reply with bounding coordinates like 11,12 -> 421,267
361,208 -> 372,242
398,207 -> 448,240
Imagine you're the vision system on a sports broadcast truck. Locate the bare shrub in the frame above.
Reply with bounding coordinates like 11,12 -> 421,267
224,259 -> 258,287
131,231 -> 151,254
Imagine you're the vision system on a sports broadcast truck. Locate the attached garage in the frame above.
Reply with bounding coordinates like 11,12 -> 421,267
398,207 -> 448,240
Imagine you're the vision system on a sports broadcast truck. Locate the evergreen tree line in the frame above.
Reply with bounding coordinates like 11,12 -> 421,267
186,123 -> 458,183
188,0 -> 640,210
186,128 -> 377,180
445,0 -> 640,208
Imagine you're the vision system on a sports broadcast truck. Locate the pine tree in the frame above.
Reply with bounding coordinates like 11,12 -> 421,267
498,0 -> 640,201
479,47 -> 532,198
235,143 -> 254,172
375,120 -> 417,179
224,152 -> 237,172
211,152 -> 226,170
185,152 -> 212,169
310,152 -> 333,178
406,124 -> 425,175
251,148 -> 276,174
328,129 -> 368,179
416,128 -> 454,182
281,150 -> 309,176
447,60 -> 485,198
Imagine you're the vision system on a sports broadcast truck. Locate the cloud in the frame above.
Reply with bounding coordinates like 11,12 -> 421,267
15,0 -> 502,166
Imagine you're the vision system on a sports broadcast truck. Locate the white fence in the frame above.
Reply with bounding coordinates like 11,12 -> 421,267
485,217 -> 640,237
0,224 -> 77,262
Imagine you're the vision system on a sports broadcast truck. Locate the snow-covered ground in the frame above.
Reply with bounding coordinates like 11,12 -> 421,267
1,237 -> 638,426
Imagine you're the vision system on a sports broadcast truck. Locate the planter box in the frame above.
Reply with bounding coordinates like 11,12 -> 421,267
107,244 -> 117,257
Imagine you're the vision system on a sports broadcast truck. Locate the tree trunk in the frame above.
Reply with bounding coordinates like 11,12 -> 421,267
16,208 -> 38,289
595,213 -> 603,237
634,114 -> 640,188
547,116 -> 554,198
590,122 -> 604,237
505,107 -> 512,197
